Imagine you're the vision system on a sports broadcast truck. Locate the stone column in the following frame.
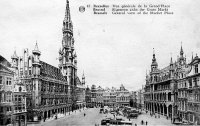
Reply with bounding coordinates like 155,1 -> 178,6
166,93 -> 168,102
24,113 -> 27,126
163,105 -> 165,115
167,106 -> 169,117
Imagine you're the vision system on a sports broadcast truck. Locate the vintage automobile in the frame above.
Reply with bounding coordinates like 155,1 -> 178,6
109,119 -> 121,125
128,113 -> 138,118
101,118 -> 111,125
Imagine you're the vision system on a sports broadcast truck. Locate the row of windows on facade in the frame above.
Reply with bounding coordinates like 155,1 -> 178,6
0,93 -> 25,103
149,71 -> 190,83
41,98 -> 69,106
116,97 -> 130,101
0,92 -> 12,102
25,81 -> 68,93
41,83 -> 68,93
178,102 -> 200,113
178,77 -> 200,88
0,76 -> 12,85
144,94 -> 172,101
0,104 -> 25,113
145,84 -> 170,92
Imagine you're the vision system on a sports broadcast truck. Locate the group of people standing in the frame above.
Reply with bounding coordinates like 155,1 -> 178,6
134,120 -> 148,126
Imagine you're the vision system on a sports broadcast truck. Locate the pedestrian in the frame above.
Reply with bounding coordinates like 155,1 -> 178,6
146,121 -> 148,125
141,120 -> 144,125
135,123 -> 137,126
84,113 -> 86,117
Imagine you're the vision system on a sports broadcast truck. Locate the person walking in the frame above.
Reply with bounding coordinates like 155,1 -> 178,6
141,120 -> 144,125
146,121 -> 148,125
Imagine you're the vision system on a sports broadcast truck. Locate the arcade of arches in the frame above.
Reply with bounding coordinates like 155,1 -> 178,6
144,102 -> 173,118
144,91 -> 174,118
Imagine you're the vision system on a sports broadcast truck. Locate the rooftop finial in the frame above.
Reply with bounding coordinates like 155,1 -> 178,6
180,42 -> 184,56
170,53 -> 173,64
192,52 -> 194,60
34,41 -> 39,51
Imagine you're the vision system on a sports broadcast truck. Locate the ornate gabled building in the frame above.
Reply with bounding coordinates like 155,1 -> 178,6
0,55 -> 27,126
10,44 -> 70,122
0,55 -> 15,125
9,0 -> 81,122
75,73 -> 86,109
116,84 -> 130,107
91,85 -> 97,107
144,45 -> 188,123
178,54 -> 200,124
96,86 -> 104,107
85,86 -> 92,108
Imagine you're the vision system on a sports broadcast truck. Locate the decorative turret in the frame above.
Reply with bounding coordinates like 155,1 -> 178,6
170,56 -> 174,78
32,42 -> 41,76
151,48 -> 158,72
179,42 -> 185,64
82,71 -> 85,85
32,42 -> 41,56
11,50 -> 19,68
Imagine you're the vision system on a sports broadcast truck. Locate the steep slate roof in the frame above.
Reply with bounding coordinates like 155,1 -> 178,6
40,61 -> 66,82
0,55 -> 11,67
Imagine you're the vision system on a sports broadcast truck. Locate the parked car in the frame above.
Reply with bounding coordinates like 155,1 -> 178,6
128,113 -> 138,118
101,118 -> 111,125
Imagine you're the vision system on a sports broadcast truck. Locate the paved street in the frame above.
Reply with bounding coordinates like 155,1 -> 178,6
27,108 -> 176,126
28,108 -> 105,126
130,111 -> 176,126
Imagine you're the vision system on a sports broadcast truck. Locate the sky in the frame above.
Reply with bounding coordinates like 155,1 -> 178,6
0,0 -> 200,91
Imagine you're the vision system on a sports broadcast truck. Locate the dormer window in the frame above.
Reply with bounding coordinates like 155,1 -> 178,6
195,64 -> 198,74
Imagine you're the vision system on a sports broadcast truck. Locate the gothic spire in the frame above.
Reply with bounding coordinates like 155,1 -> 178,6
64,0 -> 71,22
62,0 -> 73,35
